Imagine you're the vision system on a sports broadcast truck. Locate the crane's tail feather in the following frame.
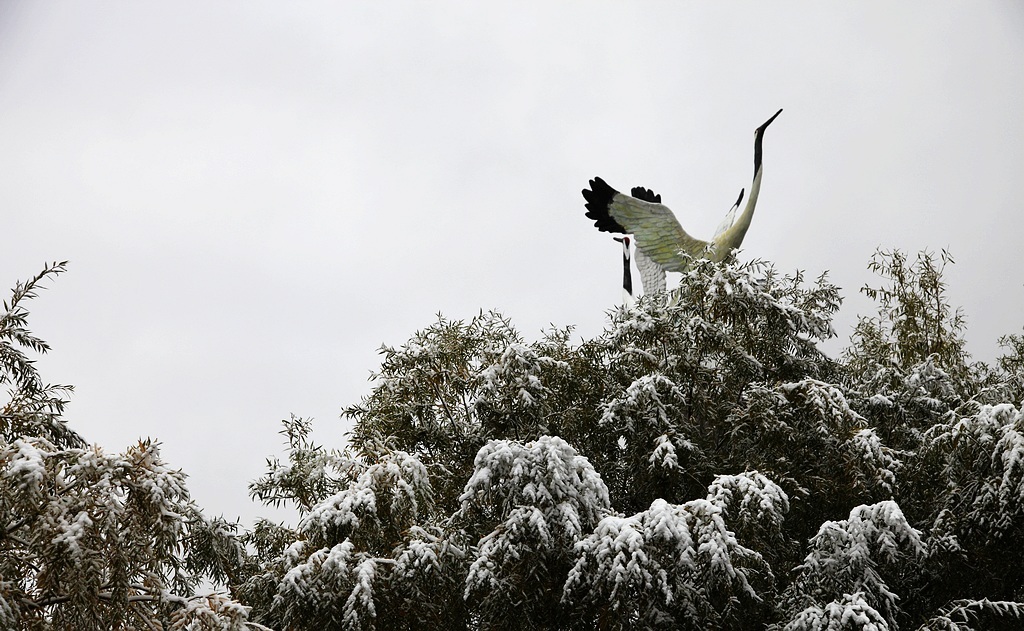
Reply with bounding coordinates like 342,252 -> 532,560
583,177 -> 628,233
712,188 -> 745,240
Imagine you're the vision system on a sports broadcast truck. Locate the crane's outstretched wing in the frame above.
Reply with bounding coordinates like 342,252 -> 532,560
712,189 -> 745,241
628,186 -> 667,295
629,186 -> 662,204
634,246 -> 667,294
583,177 -> 708,273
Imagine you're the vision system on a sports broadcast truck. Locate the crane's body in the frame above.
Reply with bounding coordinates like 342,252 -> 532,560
583,109 -> 782,294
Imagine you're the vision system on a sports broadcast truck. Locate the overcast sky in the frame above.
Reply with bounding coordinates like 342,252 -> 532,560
2,2 -> 1022,527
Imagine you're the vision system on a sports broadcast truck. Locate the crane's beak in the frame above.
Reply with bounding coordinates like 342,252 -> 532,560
757,109 -> 783,134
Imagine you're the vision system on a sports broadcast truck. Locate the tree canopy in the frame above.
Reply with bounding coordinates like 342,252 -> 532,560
2,251 -> 1023,629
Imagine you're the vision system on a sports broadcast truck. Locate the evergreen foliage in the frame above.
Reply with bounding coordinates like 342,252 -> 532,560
0,264 -> 259,629
3,249 -> 1023,629
233,251 -> 1023,629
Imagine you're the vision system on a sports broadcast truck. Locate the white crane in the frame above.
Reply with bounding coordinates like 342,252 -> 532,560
583,109 -> 783,295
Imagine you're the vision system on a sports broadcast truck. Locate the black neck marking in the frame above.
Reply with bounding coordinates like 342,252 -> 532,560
753,109 -> 783,178
622,251 -> 632,296
614,236 -> 632,295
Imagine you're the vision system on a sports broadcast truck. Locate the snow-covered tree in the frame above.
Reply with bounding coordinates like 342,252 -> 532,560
231,252 -> 1024,629
564,472 -> 786,629
849,249 -> 968,380
776,501 -> 925,629
844,249 -> 972,448
0,263 -> 256,630
9,248 -> 1024,630
459,435 -> 610,628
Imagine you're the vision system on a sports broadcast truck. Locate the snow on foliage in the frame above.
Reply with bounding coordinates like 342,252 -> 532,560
391,525 -> 467,586
924,402 -> 1024,538
0,436 -> 252,628
273,540 -> 370,626
904,357 -> 959,410
601,374 -> 687,433
1,264 -> 257,629
459,436 -> 610,613
252,450 -> 434,629
778,379 -> 865,439
846,428 -> 900,497
459,435 -> 610,535
917,598 -> 1024,631
3,437 -> 47,498
600,375 -> 697,473
248,414 -> 358,514
781,501 -> 924,628
782,591 -> 890,631
474,342 -> 569,434
343,558 -> 378,629
299,449 -> 432,547
706,471 -> 790,539
16,252 -> 1024,629
564,473 -> 784,628
386,526 -> 470,627
604,259 -> 838,389
597,373 -> 701,505
735,378 -> 903,505
165,592 -> 254,631
994,412 -> 1024,508
677,258 -> 838,343
345,311 -> 525,456
649,433 -> 680,470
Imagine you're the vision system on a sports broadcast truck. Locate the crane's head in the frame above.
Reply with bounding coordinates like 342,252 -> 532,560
613,236 -> 631,259
757,109 -> 784,135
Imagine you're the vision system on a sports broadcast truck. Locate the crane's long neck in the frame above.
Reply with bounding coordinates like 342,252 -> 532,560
619,239 -> 633,300
710,108 -> 781,261
711,165 -> 763,258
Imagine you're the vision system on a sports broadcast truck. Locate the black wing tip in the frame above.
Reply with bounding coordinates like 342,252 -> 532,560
583,176 -> 627,233
630,186 -> 661,204
734,188 -> 745,207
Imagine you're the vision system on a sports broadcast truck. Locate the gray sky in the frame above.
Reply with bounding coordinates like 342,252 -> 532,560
2,2 -> 1022,527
